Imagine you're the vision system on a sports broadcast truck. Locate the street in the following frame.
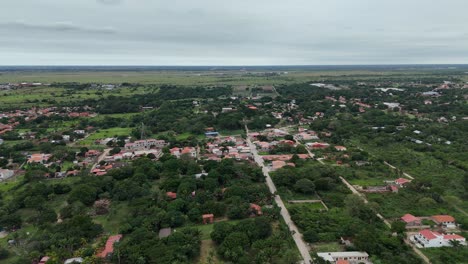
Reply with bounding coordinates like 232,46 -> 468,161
246,126 -> 312,264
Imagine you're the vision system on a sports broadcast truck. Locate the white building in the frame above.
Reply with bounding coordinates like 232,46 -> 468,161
0,169 -> 14,181
316,251 -> 371,264
411,229 -> 466,248
125,139 -> 167,151
0,138 -> 3,145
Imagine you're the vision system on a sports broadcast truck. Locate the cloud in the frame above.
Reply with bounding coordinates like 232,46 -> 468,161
0,21 -> 116,34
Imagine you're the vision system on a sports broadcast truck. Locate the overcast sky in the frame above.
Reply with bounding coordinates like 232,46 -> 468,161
1,0 -> 468,65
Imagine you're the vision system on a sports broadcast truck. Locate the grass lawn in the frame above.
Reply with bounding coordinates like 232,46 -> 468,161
348,178 -> 387,186
78,127 -> 133,145
277,187 -> 320,201
423,247 -> 468,264
198,239 -> 224,264
310,242 -> 344,253
93,202 -> 130,234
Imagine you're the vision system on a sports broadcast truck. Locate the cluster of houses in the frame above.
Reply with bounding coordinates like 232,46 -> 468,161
399,214 -> 466,248
203,136 -> 251,161
0,106 -> 96,124
103,139 -> 168,162
358,178 -> 412,194
170,146 -> 197,159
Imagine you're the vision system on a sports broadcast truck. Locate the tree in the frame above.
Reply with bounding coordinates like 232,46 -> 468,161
219,232 -> 249,261
294,178 -> 315,194
68,185 -> 97,206
391,221 -> 406,234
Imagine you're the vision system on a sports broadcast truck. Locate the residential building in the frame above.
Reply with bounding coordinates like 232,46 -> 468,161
431,215 -> 457,228
27,153 -> 52,164
0,169 -> 14,180
316,251 -> 371,264
400,214 -> 421,226
124,139 -> 167,151
412,229 -> 466,248
394,178 -> 411,187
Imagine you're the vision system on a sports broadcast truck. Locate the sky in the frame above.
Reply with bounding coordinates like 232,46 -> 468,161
1,0 -> 468,65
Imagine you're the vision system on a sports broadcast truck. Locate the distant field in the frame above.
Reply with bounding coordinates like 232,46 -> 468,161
0,69 -> 456,86
0,86 -> 152,110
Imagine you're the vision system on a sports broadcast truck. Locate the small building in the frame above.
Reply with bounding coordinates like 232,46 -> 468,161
158,228 -> 172,239
316,251 -> 371,264
202,214 -> 214,224
166,192 -> 177,199
401,214 -> 421,226
39,256 -> 50,264
205,132 -> 219,137
64,257 -> 84,264
431,215 -> 456,229
394,178 -> 411,187
27,153 -> 52,164
0,169 -> 14,181
335,146 -> 347,151
97,234 -> 123,258
250,203 -> 263,216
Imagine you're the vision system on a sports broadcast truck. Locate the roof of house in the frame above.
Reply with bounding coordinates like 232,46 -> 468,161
432,215 -> 455,223
166,192 -> 177,199
395,178 -> 411,185
401,214 -> 420,223
202,214 -> 214,219
97,234 -> 123,258
317,252 -> 369,262
158,228 -> 172,238
419,229 -> 441,240
443,234 -> 465,240
336,260 -> 350,264
39,256 -> 50,263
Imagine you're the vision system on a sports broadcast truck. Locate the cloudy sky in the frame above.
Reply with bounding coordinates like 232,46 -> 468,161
1,0 -> 468,65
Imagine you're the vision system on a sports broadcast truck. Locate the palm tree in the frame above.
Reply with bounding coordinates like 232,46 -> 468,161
448,239 -> 461,249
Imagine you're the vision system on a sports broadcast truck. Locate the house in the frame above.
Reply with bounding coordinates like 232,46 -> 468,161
250,203 -> 263,215
0,169 -> 14,180
166,192 -> 177,199
202,214 -> 214,224
431,215 -> 456,228
316,251 -> 371,264
28,153 -> 52,164
158,228 -> 172,238
412,229 -> 466,248
307,142 -> 330,149
335,146 -> 347,151
97,234 -> 123,258
39,256 -> 50,264
401,214 -> 421,226
205,132 -> 219,137
171,147 -> 197,158
64,257 -> 84,264
394,178 -> 411,187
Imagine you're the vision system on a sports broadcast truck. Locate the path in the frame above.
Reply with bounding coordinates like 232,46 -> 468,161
91,148 -> 111,170
383,161 -> 414,180
288,200 -> 322,203
246,126 -> 312,264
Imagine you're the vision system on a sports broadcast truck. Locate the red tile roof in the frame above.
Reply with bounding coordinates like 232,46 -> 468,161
401,214 -> 420,223
443,234 -> 464,240
419,229 -> 439,240
97,234 -> 122,258
395,178 -> 411,185
432,215 -> 455,223
336,260 -> 350,264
